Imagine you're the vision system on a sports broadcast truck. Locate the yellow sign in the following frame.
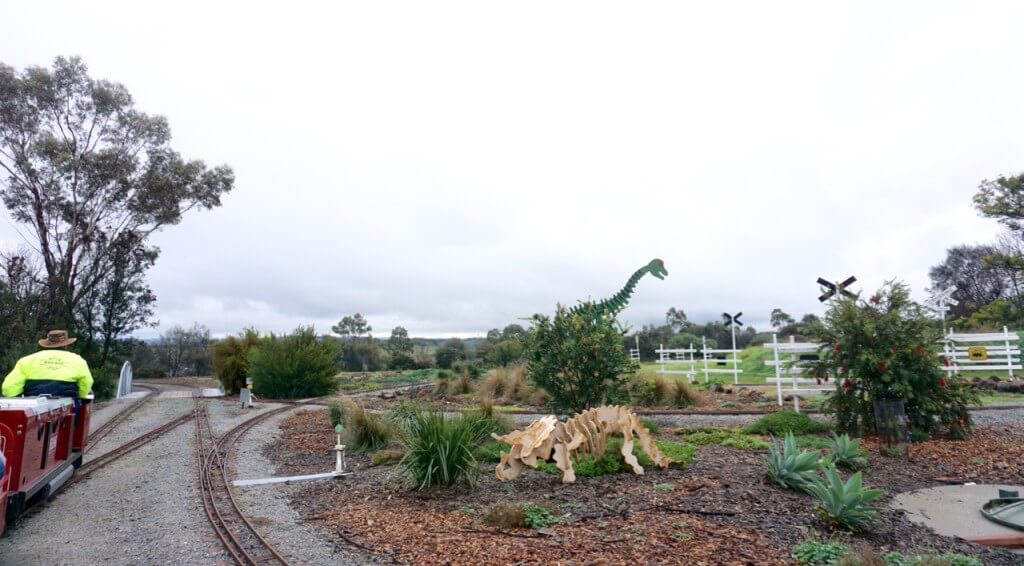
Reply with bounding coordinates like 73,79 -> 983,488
968,346 -> 988,361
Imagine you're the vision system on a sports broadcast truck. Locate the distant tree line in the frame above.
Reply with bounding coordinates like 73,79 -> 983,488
929,173 -> 1024,330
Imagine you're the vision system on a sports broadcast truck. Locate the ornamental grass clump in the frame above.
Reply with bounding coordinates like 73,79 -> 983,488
766,432 -> 822,491
398,408 -> 491,488
825,433 -> 869,470
344,400 -> 393,452
805,467 -> 884,532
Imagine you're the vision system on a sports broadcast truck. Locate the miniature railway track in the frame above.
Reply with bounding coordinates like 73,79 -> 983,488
196,402 -> 295,566
85,384 -> 161,451
14,402 -> 197,526
63,409 -> 196,493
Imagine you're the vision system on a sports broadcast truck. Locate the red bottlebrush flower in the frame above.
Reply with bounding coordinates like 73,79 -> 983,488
834,343 -> 841,352
816,378 -> 822,385
942,358 -> 950,367
870,295 -> 880,304
915,344 -> 926,356
843,379 -> 853,389
878,362 -> 887,372
939,377 -> 947,388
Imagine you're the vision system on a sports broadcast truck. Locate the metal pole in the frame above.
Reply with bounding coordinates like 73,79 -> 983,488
731,321 -> 739,384
773,333 -> 782,406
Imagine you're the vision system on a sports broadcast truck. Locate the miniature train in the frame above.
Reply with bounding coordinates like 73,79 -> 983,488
0,395 -> 92,534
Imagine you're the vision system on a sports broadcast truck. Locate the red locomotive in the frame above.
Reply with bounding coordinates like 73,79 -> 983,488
0,395 -> 91,534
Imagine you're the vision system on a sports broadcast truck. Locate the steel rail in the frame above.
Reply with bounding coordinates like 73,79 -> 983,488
196,402 -> 295,565
85,384 -> 160,451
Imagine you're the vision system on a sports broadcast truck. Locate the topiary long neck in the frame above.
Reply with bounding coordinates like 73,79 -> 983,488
599,265 -> 649,316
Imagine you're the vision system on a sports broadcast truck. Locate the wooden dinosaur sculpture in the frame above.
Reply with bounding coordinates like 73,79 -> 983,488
492,405 -> 669,484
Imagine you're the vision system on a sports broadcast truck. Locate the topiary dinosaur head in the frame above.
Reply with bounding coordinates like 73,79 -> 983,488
647,258 -> 668,280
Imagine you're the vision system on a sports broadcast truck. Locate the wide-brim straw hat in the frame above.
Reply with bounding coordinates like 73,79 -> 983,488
39,330 -> 76,348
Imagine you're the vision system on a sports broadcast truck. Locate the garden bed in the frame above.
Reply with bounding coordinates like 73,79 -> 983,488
265,410 -> 1023,565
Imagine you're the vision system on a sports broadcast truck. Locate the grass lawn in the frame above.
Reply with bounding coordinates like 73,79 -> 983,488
335,368 -> 440,392
641,345 -> 781,384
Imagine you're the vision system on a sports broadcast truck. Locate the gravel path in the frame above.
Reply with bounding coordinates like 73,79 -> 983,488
231,407 -> 373,565
970,406 -> 1024,428
0,396 -> 205,565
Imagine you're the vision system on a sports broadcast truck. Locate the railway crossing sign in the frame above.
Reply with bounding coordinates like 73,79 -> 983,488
927,286 -> 959,335
721,311 -> 743,383
722,312 -> 743,327
817,276 -> 857,302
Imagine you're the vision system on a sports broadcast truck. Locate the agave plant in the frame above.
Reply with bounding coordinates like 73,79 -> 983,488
805,466 -> 884,531
766,432 -> 822,491
825,433 -> 869,470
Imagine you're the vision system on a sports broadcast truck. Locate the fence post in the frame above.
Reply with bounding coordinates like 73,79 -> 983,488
702,336 -> 709,383
772,333 -> 783,406
1005,326 -> 1014,378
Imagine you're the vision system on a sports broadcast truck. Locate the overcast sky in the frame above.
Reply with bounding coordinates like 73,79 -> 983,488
1,1 -> 1020,338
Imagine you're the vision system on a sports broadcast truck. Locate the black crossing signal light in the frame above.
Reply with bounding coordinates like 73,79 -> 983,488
722,312 -> 743,327
817,276 -> 857,302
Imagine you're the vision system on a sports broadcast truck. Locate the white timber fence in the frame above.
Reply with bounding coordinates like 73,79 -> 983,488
629,335 -> 641,363
940,327 -> 1021,377
764,334 -> 832,412
701,336 -> 742,384
655,344 -> 698,382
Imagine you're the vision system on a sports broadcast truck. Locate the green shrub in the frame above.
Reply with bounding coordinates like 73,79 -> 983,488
526,303 -> 638,413
522,503 -> 560,528
90,365 -> 118,401
655,439 -> 696,466
211,328 -> 263,394
452,360 -> 483,378
344,400 -> 393,451
766,432 -> 822,491
639,418 -> 661,434
398,408 -> 491,488
826,433 -> 869,470
327,400 -> 345,427
792,539 -> 850,565
807,282 -> 980,436
371,448 -> 404,466
676,427 -> 768,450
805,467 -> 884,531
744,411 -> 831,436
247,326 -> 338,398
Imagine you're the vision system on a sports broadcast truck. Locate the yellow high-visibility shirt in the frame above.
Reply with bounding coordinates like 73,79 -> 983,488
2,350 -> 94,398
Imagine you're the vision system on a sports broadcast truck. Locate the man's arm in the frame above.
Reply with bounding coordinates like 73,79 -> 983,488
1,360 -> 26,397
76,359 -> 94,399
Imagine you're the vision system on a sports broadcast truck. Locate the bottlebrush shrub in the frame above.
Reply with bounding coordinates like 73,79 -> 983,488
807,281 -> 979,436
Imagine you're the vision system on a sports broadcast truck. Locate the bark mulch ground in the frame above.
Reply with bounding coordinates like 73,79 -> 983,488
265,410 -> 1023,565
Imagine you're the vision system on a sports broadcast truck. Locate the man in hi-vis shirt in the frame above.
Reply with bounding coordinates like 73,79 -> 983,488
2,330 -> 94,399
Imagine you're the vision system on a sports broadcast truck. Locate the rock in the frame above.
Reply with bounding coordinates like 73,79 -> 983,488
996,381 -> 1023,393
988,375 -> 1002,383
380,391 -> 396,400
